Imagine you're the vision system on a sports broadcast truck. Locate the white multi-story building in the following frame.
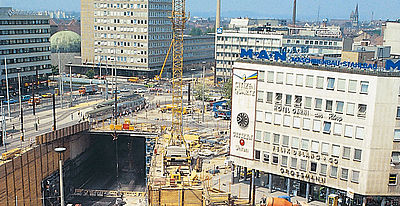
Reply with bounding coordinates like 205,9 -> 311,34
215,28 -> 344,83
383,21 -> 400,57
230,59 -> 400,205
81,0 -> 172,76
0,7 -> 51,95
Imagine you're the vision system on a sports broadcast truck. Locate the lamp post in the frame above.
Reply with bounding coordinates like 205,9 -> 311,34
69,62 -> 73,107
4,57 -> 11,119
17,69 -> 24,144
54,147 -> 66,206
202,61 -> 206,123
0,95 -> 5,148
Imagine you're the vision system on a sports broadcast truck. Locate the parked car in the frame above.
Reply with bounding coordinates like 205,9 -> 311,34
22,95 -> 31,101
41,93 -> 53,98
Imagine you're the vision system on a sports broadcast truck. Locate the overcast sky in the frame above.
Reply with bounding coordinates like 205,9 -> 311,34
1,0 -> 399,21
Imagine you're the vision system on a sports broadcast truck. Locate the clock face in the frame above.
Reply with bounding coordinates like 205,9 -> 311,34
237,112 -> 249,128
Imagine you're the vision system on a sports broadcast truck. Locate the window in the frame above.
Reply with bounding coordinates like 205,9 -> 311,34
274,113 -> 282,125
327,78 -> 335,90
303,118 -> 311,130
300,160 -> 307,171
272,155 -> 279,164
316,76 -> 324,89
265,112 -> 273,123
263,152 -> 270,163
344,125 -> 354,138
315,98 -> 322,110
323,121 -> 332,134
267,71 -> 274,83
354,149 -> 362,161
321,143 -> 329,154
391,152 -> 400,164
332,145 -> 340,157
286,73 -> 294,85
395,129 -> 400,141
333,123 -> 342,135
348,80 -> 357,93
255,130 -> 262,141
343,147 -> 351,159
310,162 -> 317,173
285,95 -> 292,105
360,81 -> 369,94
311,141 -> 319,153
296,74 -> 303,86
337,79 -> 346,91
341,168 -> 349,180
347,103 -> 355,115
263,132 -> 271,143
276,72 -> 284,84
255,150 -> 261,160
257,91 -> 264,102
266,92 -> 273,103
352,170 -> 360,183
275,93 -> 282,104
282,135 -> 289,147
355,127 -> 365,140
293,117 -> 301,128
259,71 -> 265,82
305,75 -> 314,87
294,96 -> 302,107
336,101 -> 344,113
358,104 -> 367,118
291,157 -> 297,168
330,166 -> 338,178
313,120 -> 321,132
256,110 -> 263,122
389,174 -> 397,185
320,164 -> 327,175
301,139 -> 309,150
281,156 -> 288,166
291,137 -> 300,149
283,115 -> 291,127
326,100 -> 333,111
305,97 -> 312,108
273,134 -> 280,145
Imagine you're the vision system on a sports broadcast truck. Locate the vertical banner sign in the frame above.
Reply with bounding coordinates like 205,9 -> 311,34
230,68 -> 258,160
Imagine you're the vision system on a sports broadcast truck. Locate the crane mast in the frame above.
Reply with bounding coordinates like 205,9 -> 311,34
170,0 -> 186,146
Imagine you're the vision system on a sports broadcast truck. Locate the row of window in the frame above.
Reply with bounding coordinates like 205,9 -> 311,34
256,112 -> 365,139
259,71 -> 369,94
0,19 -> 49,25
286,39 -> 339,46
255,131 -> 363,160
257,92 -> 367,118
0,46 -> 50,55
94,55 -> 147,64
0,38 -> 49,46
0,29 -> 50,35
2,55 -> 50,65
255,152 -> 360,183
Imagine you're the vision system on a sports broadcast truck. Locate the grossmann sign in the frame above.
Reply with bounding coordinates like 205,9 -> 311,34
230,68 -> 258,160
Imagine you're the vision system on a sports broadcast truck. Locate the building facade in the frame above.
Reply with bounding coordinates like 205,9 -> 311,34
183,35 -> 215,70
81,0 -> 172,76
0,7 -> 51,95
230,59 -> 400,205
383,21 -> 400,57
215,29 -> 344,83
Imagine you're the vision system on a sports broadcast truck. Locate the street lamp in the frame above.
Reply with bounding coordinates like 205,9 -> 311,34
68,62 -> 73,107
0,95 -> 5,148
17,68 -> 24,144
202,61 -> 206,123
54,147 -> 66,206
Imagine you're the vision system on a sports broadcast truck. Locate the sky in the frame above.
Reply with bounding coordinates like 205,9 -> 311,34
1,0 -> 399,21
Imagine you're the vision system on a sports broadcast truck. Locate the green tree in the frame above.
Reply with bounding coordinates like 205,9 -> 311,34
86,69 -> 95,79
205,27 -> 215,34
190,27 -> 203,36
223,78 -> 232,106
193,84 -> 210,101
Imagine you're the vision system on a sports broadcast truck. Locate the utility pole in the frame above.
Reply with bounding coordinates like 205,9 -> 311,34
69,63 -> 72,107
58,51 -> 63,108
18,72 -> 24,142
202,62 -> 206,123
52,93 -> 56,131
0,96 -> 5,147
4,57 -> 11,119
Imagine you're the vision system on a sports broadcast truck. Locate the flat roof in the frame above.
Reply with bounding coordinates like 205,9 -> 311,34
236,58 -> 400,77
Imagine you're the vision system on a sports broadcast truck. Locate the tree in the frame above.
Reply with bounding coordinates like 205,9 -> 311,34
190,27 -> 203,36
223,78 -> 232,107
86,69 -> 95,79
205,27 -> 215,34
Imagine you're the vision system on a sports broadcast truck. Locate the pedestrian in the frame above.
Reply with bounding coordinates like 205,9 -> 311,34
12,124 -> 15,130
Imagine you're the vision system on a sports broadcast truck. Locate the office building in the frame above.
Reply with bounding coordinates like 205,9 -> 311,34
81,0 -> 172,76
230,58 -> 400,205
0,7 -> 51,95
183,35 -> 215,70
383,21 -> 400,57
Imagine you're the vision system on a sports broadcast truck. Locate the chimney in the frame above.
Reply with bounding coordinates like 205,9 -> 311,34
292,0 -> 297,26
216,0 -> 221,29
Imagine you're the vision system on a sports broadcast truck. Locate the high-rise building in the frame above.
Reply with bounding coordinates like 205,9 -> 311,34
81,0 -> 172,76
230,58 -> 400,205
0,7 -> 51,96
383,21 -> 400,57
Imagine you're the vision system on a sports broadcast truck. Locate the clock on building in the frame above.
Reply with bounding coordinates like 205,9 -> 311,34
237,112 -> 249,128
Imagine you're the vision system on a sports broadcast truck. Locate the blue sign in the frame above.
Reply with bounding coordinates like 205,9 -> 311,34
386,59 -> 400,70
240,49 -> 287,61
291,57 -> 378,70
216,27 -> 223,34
